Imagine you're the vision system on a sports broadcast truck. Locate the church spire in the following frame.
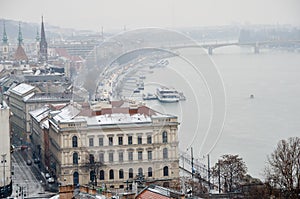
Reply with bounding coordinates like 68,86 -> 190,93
36,28 -> 40,42
2,21 -> 8,44
39,16 -> 48,62
17,22 -> 23,46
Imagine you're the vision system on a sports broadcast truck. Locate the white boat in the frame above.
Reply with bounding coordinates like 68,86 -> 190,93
156,87 -> 180,103
143,93 -> 157,100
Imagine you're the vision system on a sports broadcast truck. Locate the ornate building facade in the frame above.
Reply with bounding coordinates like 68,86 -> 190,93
48,101 -> 180,191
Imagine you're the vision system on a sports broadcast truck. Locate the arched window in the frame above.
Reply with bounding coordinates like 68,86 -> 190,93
89,154 -> 95,164
163,166 -> 169,176
163,148 -> 168,159
129,168 -> 133,178
162,131 -> 168,143
73,172 -> 79,185
119,169 -> 124,179
90,170 -> 95,182
73,152 -> 78,164
138,168 -> 143,176
99,170 -> 105,180
72,136 -> 78,147
109,169 -> 114,179
148,167 -> 152,177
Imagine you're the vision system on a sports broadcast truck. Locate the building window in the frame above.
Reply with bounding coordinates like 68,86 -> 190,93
108,137 -> 113,146
73,172 -> 79,185
99,153 -> 104,163
128,151 -> 133,161
89,154 -> 95,164
129,168 -> 133,178
138,151 -> 143,160
72,136 -> 78,147
99,137 -> 103,146
89,138 -> 94,147
163,148 -> 168,159
109,169 -> 114,179
137,136 -> 142,144
147,135 -> 152,144
73,152 -> 78,165
90,170 -> 95,182
119,152 -> 123,162
163,166 -> 169,176
109,152 -> 114,162
147,151 -> 152,160
148,167 -> 152,177
128,136 -> 132,145
138,168 -> 143,176
119,169 -> 124,179
99,170 -> 105,180
119,185 -> 124,189
162,131 -> 168,143
118,137 -> 123,145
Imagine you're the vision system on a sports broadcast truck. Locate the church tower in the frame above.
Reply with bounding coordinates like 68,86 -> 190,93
2,21 -> 9,60
14,22 -> 28,62
39,16 -> 48,62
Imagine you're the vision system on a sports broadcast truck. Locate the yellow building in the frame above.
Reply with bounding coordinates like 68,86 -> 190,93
48,101 -> 180,191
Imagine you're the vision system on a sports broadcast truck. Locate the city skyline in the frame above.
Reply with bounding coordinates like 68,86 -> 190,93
0,0 -> 299,31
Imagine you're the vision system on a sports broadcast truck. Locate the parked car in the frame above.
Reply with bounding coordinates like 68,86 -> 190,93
21,145 -> 28,151
34,158 -> 40,164
26,160 -> 32,166
45,173 -> 51,179
48,177 -> 55,184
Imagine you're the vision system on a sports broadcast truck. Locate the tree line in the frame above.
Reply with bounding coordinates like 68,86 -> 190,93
190,137 -> 300,198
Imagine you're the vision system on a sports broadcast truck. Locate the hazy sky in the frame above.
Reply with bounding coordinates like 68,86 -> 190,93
0,0 -> 299,31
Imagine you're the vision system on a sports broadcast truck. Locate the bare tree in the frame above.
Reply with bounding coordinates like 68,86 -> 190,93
212,154 -> 247,193
265,137 -> 300,198
83,67 -> 101,100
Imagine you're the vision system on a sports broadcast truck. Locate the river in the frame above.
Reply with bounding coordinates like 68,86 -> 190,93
124,46 -> 300,179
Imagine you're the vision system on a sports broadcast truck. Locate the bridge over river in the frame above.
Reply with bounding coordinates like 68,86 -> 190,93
170,40 -> 300,55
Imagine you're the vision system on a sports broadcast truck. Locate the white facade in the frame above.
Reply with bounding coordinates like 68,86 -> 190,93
0,101 -> 11,191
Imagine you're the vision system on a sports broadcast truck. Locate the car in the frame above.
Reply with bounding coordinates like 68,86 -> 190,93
45,173 -> 51,179
21,145 -> 28,151
26,160 -> 32,165
34,158 -> 40,164
48,177 -> 55,184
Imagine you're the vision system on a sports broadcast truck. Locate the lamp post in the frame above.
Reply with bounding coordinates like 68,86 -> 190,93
191,147 -> 194,196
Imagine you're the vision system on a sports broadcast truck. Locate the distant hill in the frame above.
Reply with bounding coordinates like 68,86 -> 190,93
0,18 -> 98,43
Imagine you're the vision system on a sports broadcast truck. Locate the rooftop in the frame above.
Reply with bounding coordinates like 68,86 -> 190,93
136,184 -> 184,199
10,83 -> 35,96
50,101 -> 177,127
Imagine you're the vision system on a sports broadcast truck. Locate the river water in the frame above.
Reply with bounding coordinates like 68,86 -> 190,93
124,46 -> 300,179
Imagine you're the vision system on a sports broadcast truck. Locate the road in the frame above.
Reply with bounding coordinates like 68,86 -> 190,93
11,149 -> 55,198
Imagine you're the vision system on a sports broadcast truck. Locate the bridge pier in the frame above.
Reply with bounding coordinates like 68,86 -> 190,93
208,47 -> 213,55
254,43 -> 259,54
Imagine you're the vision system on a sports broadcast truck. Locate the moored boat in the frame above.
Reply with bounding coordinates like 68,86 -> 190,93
156,87 -> 180,103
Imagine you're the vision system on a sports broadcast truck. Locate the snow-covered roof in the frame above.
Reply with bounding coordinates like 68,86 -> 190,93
53,104 -> 81,122
23,92 -> 35,102
84,113 -> 152,126
10,83 -> 35,96
29,105 -> 50,122
41,120 -> 49,129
